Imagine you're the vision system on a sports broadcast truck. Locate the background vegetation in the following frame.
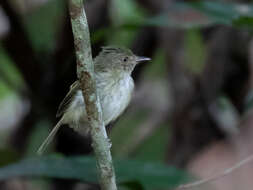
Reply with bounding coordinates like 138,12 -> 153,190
1,0 -> 253,190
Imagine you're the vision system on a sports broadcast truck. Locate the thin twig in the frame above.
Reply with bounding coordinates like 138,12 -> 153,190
178,154 -> 253,189
68,1 -> 117,190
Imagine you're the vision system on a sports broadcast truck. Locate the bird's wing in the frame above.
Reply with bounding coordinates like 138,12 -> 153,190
56,81 -> 80,117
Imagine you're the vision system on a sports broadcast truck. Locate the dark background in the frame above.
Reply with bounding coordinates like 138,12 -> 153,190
1,0 -> 253,190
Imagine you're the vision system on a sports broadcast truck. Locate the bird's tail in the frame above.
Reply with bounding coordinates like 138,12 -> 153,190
37,118 -> 64,155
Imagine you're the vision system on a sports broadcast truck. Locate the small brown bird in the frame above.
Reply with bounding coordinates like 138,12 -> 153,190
37,46 -> 150,154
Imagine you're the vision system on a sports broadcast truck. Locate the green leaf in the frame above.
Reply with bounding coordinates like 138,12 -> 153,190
0,155 -> 97,182
188,1 -> 238,24
141,1 -> 253,28
0,155 -> 189,189
93,2 -> 253,42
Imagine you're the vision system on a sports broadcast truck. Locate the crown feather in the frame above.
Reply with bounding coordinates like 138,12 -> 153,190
101,46 -> 133,55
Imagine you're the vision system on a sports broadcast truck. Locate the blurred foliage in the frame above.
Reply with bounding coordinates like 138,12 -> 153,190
245,90 -> 253,113
134,125 -> 169,162
110,0 -> 146,26
93,1 -> 253,48
2,0 -> 253,189
188,1 -> 241,25
107,0 -> 147,47
185,29 -> 206,75
0,155 -> 190,189
114,1 -> 253,29
25,120 -> 53,157
120,181 -> 145,190
0,45 -> 24,99
0,78 -> 10,100
22,0 -> 65,52
142,48 -> 167,79
214,96 -> 240,135
0,149 -> 20,167
111,110 -> 169,162
111,111 -> 148,157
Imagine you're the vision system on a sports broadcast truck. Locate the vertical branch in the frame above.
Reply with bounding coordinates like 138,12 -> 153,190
68,1 -> 117,190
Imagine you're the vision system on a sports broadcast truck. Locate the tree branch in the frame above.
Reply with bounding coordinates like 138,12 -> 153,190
178,154 -> 253,189
68,0 -> 117,190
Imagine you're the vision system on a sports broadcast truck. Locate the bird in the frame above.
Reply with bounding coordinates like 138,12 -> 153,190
37,46 -> 150,154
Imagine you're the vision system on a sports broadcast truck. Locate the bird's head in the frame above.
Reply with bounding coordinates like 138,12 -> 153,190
94,46 -> 150,74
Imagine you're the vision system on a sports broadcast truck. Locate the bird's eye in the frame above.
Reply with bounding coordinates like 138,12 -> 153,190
123,57 -> 128,62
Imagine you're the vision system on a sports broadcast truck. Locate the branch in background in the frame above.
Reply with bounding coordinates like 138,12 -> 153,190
68,0 -> 117,190
177,154 -> 253,189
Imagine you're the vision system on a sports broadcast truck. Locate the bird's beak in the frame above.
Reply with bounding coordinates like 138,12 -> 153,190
136,56 -> 151,62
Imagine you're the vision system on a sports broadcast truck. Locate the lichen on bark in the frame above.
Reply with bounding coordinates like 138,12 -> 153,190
68,0 -> 117,190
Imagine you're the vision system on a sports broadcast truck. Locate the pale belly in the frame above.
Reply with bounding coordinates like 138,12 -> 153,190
99,77 -> 134,125
64,75 -> 134,128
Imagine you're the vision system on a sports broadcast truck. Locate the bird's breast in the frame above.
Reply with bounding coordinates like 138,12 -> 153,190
98,75 -> 134,125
